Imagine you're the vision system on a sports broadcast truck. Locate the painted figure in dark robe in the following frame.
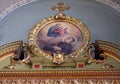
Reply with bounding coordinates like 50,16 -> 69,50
44,37 -> 75,55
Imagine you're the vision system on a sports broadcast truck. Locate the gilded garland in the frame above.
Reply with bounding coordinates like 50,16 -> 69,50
28,2 -> 90,63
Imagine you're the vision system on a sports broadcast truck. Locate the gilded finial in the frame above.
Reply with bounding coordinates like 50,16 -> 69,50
51,2 -> 70,20
51,2 -> 70,14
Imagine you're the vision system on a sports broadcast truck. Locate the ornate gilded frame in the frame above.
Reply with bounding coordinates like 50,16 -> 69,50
28,16 -> 90,59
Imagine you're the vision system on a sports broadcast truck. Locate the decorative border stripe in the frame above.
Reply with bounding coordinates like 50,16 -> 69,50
0,0 -> 120,22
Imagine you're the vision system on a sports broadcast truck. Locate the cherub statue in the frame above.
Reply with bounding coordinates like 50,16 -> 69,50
87,41 -> 113,69
4,43 -> 31,69
3,50 -> 21,69
87,42 -> 106,64
20,45 -> 31,64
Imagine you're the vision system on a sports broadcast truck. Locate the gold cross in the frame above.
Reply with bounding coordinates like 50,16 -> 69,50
51,2 -> 70,14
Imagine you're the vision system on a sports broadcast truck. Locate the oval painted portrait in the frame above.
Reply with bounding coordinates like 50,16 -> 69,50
36,22 -> 83,55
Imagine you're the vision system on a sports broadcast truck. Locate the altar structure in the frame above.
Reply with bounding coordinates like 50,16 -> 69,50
0,2 -> 120,84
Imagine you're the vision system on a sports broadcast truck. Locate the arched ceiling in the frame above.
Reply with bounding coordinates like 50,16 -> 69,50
0,0 -> 120,46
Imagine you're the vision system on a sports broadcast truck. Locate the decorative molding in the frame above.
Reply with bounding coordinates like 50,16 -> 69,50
0,0 -> 120,22
0,0 -> 37,21
0,41 -> 23,61
0,70 -> 120,80
0,71 -> 120,84
0,79 -> 120,84
95,0 -> 120,12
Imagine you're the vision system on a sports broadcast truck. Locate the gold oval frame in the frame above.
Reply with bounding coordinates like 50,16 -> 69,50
28,16 -> 90,59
